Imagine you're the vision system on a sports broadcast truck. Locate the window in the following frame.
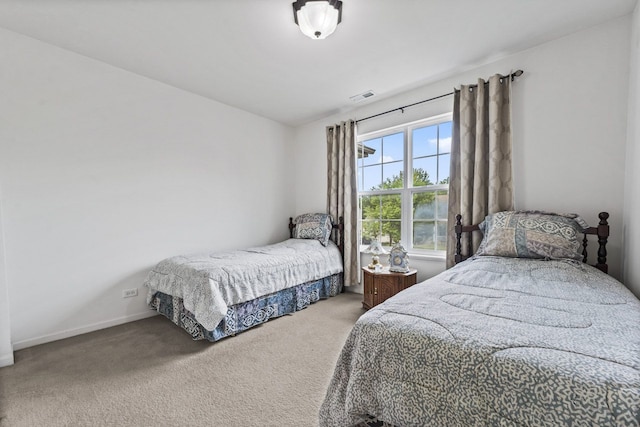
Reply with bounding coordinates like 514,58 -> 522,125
358,113 -> 452,255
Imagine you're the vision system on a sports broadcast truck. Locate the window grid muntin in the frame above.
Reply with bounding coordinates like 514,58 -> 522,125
358,132 -> 405,192
360,190 -> 403,247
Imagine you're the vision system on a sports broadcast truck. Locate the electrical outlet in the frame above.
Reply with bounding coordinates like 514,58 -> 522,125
122,288 -> 138,298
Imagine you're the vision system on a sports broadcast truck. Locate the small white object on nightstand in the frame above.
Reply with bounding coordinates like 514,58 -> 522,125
364,239 -> 387,270
388,241 -> 409,273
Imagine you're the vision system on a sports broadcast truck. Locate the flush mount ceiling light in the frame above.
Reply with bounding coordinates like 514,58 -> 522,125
292,0 -> 343,40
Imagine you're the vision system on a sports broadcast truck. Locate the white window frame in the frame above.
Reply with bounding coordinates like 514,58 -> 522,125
357,112 -> 452,257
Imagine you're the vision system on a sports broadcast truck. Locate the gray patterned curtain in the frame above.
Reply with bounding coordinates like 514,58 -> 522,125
327,120 -> 359,286
446,75 -> 514,268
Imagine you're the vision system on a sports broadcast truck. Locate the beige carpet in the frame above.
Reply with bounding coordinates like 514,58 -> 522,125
0,292 -> 363,427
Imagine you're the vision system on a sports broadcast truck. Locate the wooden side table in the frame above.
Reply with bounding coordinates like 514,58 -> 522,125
362,267 -> 417,310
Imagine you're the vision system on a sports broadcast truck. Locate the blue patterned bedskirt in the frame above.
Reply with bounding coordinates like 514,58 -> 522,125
149,273 -> 343,341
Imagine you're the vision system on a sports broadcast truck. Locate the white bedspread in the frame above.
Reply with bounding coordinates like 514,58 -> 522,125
144,238 -> 343,330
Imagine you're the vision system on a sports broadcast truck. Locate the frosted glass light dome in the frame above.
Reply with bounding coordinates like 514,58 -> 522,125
293,0 -> 343,40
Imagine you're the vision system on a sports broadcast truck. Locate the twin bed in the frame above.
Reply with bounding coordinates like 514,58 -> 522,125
144,209 -> 639,426
320,211 -> 640,426
144,213 -> 344,341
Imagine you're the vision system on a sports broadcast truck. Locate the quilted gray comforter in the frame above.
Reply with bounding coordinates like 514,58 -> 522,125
320,257 -> 640,426
144,238 -> 343,331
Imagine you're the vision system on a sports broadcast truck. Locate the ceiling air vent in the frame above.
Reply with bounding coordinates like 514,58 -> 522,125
349,90 -> 375,102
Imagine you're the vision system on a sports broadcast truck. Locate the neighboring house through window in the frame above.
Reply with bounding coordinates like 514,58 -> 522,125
357,113 -> 452,255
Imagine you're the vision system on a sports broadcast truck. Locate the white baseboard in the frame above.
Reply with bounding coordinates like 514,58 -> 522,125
0,351 -> 14,367
12,311 -> 158,351
345,284 -> 363,294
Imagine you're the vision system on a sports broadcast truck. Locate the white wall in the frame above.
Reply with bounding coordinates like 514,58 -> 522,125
0,28 -> 294,352
0,188 -> 13,367
294,16 -> 632,287
623,3 -> 640,298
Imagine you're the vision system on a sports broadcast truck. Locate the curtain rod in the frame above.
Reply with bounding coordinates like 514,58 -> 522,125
355,69 -> 524,124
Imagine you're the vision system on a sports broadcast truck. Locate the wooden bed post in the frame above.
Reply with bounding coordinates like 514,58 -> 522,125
336,216 -> 344,255
454,214 -> 480,264
454,214 -> 463,264
595,212 -> 609,274
289,217 -> 295,238
582,212 -> 609,274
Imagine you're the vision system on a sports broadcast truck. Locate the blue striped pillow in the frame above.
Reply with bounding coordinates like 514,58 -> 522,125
476,211 -> 586,260
294,213 -> 333,247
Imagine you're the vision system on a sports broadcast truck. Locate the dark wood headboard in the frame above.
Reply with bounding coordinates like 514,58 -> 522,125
289,216 -> 344,254
454,212 -> 610,274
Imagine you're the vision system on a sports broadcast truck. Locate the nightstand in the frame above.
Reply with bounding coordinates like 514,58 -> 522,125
362,267 -> 417,310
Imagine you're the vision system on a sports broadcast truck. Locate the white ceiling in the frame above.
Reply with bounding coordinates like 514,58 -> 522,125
0,0 -> 636,127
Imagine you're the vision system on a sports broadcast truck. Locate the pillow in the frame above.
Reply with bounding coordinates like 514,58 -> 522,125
294,213 -> 334,247
476,211 -> 587,261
